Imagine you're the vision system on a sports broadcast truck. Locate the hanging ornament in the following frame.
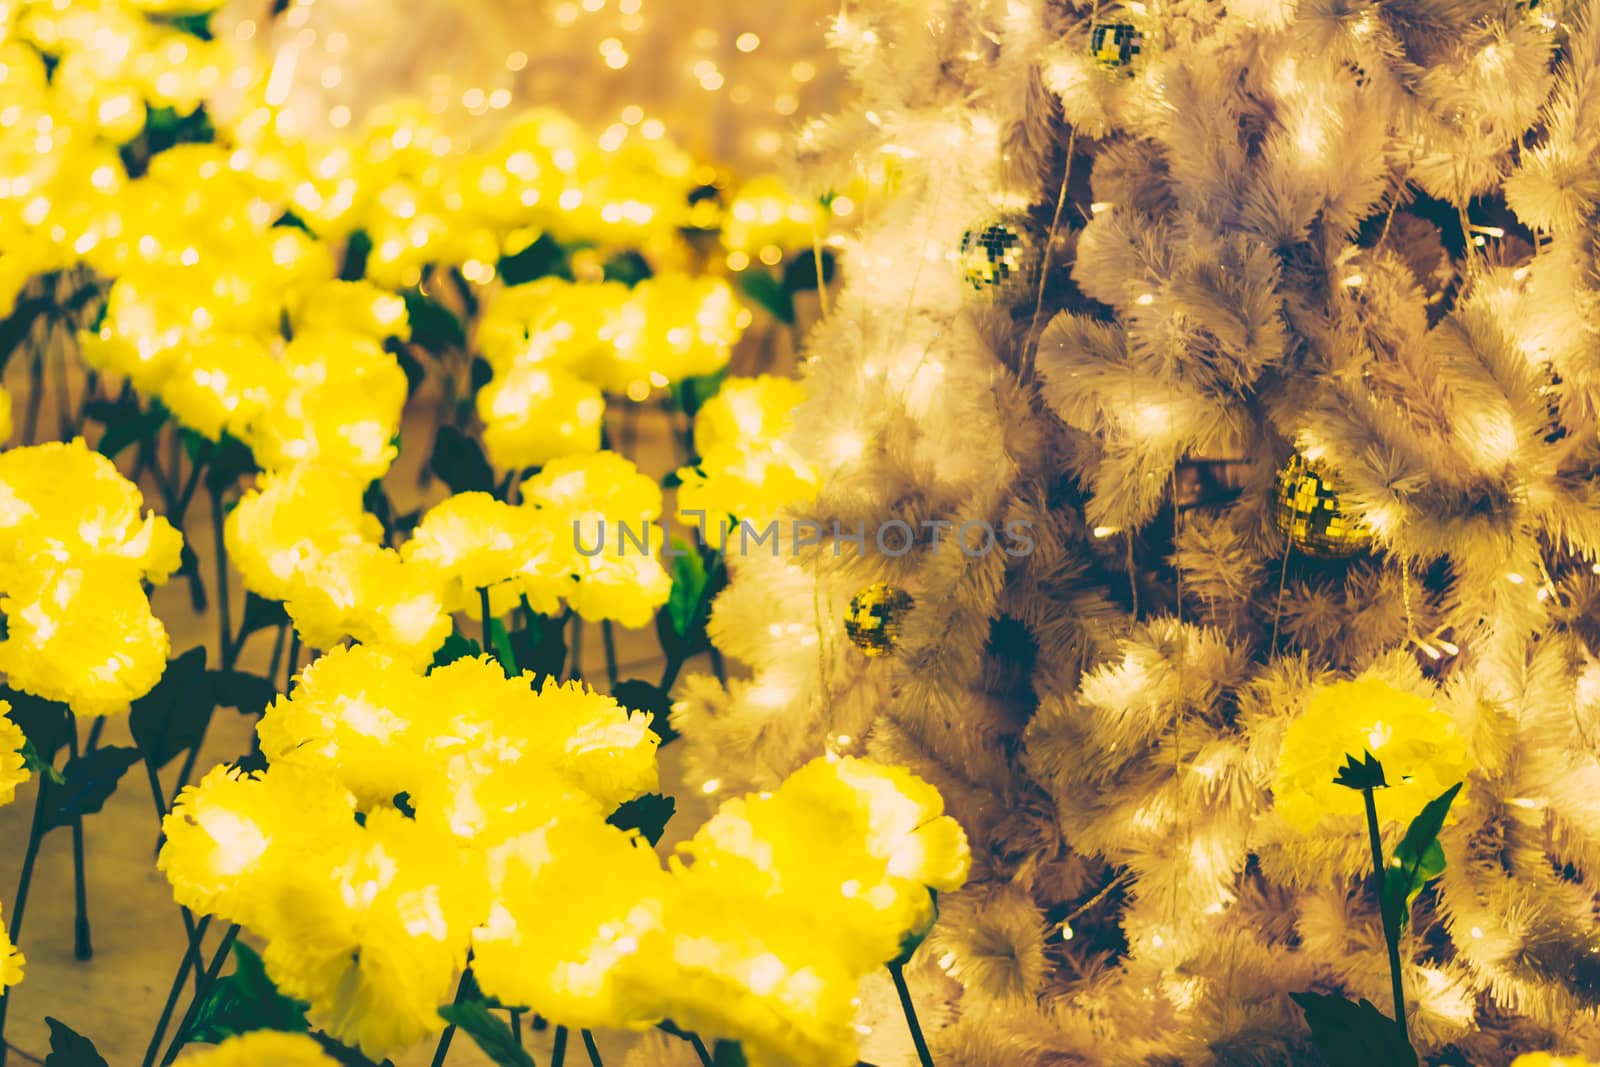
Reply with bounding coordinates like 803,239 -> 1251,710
1090,24 -> 1143,72
844,582 -> 914,657
958,217 -> 1040,300
1272,454 -> 1373,559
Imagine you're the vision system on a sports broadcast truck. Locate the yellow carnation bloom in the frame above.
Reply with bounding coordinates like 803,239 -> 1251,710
1510,1056 -> 1600,1067
0,559 -> 171,716
472,818 -> 670,1029
477,363 -> 605,471
0,386 -> 11,446
402,492 -> 549,613
1274,676 -> 1470,833
722,176 -> 823,255
158,332 -> 283,442
176,1030 -> 339,1066
286,544 -> 452,668
290,280 -> 411,343
159,763 -> 358,928
0,701 -> 32,806
680,377 -> 819,532
257,646 -> 434,807
225,464 -> 382,604
259,809 -> 485,1059
0,438 -> 182,588
597,274 -> 745,394
478,278 -> 628,374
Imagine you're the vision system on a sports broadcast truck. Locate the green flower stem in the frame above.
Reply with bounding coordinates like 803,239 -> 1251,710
158,921 -> 240,1067
552,1025 -> 569,1067
1361,786 -> 1409,1044
581,1029 -> 604,1067
510,1009 -> 522,1046
140,912 -> 212,1067
480,586 -> 497,669
0,763 -> 52,1056
687,1034 -> 714,1067
84,716 -> 105,755
143,756 -> 208,995
601,620 -> 619,688
68,722 -> 92,961
168,482 -> 232,804
430,968 -> 473,1067
889,961 -> 937,1067
569,616 -> 584,680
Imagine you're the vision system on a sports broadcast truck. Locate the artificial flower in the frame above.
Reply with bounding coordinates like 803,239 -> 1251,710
0,902 -> 21,992
1274,675 -> 1471,832
722,175 -> 823,255
477,363 -> 605,471
0,701 -> 32,806
176,1030 -> 339,1066
225,464 -> 382,604
286,543 -> 452,668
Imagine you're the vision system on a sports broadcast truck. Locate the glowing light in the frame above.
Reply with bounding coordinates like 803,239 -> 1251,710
736,32 -> 761,51
701,778 -> 722,794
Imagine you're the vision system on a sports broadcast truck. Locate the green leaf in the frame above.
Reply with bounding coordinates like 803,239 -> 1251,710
485,617 -> 518,678
44,1018 -> 108,1067
1,688 -> 72,763
340,229 -> 372,281
94,403 -> 167,461
129,646 -> 210,770
739,270 -> 793,324
782,246 -> 835,292
239,592 -> 291,642
185,941 -> 310,1044
711,1040 -> 750,1067
603,250 -> 654,287
608,793 -> 675,846
656,544 -> 726,662
666,541 -> 709,639
611,679 -> 678,745
430,632 -> 483,671
497,233 -> 572,286
210,670 -> 280,718
1332,750 -> 1387,792
403,291 -> 466,354
429,425 -> 496,495
1289,992 -> 1417,1067
42,746 -> 141,832
1381,781 -> 1463,938
507,612 -> 565,684
437,999 -> 536,1067
20,740 -> 65,784
671,369 -> 728,419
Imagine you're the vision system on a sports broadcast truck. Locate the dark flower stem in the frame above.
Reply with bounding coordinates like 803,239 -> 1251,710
581,1029 -> 604,1066
0,767 -> 51,1055
889,961 -> 936,1067
552,1025 -> 568,1067
159,921 -> 240,1066
601,620 -> 619,688
143,757 -> 207,993
1361,786 -> 1409,1044
480,586 -> 496,668
140,913 -> 212,1067
67,722 -> 91,961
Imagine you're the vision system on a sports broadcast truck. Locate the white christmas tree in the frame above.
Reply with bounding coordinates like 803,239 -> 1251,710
676,0 -> 1600,1062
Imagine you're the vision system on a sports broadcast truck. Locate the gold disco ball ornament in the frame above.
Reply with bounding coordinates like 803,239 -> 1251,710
958,217 -> 1040,299
1272,453 -> 1373,559
844,582 -> 915,657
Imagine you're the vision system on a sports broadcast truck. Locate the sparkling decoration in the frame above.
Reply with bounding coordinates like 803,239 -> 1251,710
1272,454 -> 1373,559
1090,24 -> 1143,71
844,582 -> 914,657
958,217 -> 1040,299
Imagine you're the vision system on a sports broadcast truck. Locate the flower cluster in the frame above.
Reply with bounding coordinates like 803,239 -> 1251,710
0,439 -> 182,714
177,1030 -> 338,1066
162,640 -> 966,1063
676,375 -> 818,534
721,175 -> 824,258
476,273 -> 749,469
1274,675 -> 1471,833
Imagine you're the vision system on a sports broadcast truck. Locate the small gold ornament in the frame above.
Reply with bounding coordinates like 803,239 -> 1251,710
1272,454 -> 1373,559
844,582 -> 914,657
958,217 -> 1040,299
1090,23 -> 1143,71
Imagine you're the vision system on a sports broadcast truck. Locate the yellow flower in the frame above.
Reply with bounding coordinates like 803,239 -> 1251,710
157,332 -> 283,442
676,378 -> 817,532
523,677 -> 660,810
1274,676 -> 1471,833
0,438 -> 182,588
226,464 -> 381,604
248,330 -> 409,478
402,492 -> 550,614
680,757 -> 968,972
597,274 -> 746,394
1510,1056 -> 1600,1067
258,809 -> 485,1059
477,363 -> 605,471
0,701 -> 32,806
619,870 -> 863,1067
159,763 -> 358,928
176,1030 -> 339,1066
478,279 -> 628,374
472,818 -> 670,1028
290,280 -> 411,343
0,386 -> 11,446
256,645 -> 433,808
0,559 -> 171,716
524,453 -> 671,627
286,544 -> 452,668
723,176 -> 823,255
0,902 -> 21,993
